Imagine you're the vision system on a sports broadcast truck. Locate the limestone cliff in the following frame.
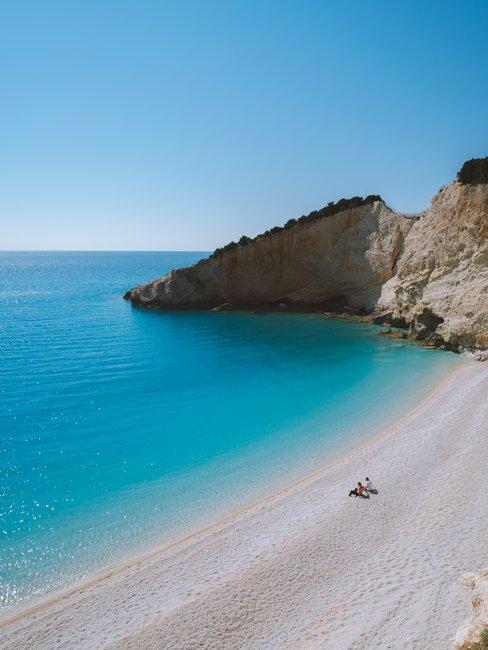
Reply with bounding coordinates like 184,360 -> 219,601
125,159 -> 488,357
377,179 -> 488,354
128,199 -> 412,311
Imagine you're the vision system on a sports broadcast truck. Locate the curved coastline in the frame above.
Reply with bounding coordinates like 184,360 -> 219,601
0,362 -> 466,623
2,360 -> 486,649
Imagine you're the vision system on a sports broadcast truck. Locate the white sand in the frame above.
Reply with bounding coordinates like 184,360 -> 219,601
1,362 -> 487,649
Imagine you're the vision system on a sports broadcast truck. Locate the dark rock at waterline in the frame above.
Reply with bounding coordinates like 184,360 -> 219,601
378,329 -> 408,340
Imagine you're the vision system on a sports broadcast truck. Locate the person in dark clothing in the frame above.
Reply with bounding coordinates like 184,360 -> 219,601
349,481 -> 367,497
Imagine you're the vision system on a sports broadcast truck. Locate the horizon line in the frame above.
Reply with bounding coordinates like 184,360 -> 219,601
0,249 -> 212,253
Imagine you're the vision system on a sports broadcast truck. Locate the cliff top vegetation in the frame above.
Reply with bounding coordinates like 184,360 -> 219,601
457,157 -> 488,185
208,194 -> 383,259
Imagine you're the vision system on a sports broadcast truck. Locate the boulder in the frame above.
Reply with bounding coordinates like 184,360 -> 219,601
452,571 -> 488,649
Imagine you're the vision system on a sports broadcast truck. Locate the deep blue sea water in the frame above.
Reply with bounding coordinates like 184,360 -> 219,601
0,251 -> 462,612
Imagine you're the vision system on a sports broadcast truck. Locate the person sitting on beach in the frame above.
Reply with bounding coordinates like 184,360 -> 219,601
349,482 -> 368,497
365,477 -> 378,494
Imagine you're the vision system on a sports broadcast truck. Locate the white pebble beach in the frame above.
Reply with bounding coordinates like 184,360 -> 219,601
1,361 -> 487,649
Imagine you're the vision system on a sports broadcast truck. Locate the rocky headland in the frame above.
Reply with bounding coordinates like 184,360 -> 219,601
453,571 -> 488,649
125,158 -> 488,357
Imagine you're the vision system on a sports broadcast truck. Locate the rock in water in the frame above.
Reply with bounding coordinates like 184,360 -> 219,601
214,302 -> 233,311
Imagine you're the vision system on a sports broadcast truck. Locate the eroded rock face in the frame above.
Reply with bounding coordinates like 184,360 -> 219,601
128,201 -> 412,312
125,165 -> 488,356
452,571 -> 488,649
377,182 -> 488,354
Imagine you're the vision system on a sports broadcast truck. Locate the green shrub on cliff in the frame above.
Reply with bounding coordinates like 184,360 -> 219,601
269,226 -> 282,235
238,236 -> 252,246
481,629 -> 488,649
469,629 -> 488,650
210,241 -> 239,258
457,157 -> 488,185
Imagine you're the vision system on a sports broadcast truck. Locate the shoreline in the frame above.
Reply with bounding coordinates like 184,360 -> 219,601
0,361 -> 466,624
1,361 -> 487,648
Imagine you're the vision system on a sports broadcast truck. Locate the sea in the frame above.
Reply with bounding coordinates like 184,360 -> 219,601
0,251 -> 462,613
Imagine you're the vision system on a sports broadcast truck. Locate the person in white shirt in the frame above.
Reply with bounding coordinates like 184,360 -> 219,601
365,477 -> 374,492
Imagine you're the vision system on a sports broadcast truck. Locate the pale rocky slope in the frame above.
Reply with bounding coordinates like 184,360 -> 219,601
128,199 -> 411,311
126,160 -> 488,356
452,571 -> 488,649
378,180 -> 488,354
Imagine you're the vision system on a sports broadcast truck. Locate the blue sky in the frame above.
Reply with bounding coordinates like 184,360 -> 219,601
2,1 -> 488,250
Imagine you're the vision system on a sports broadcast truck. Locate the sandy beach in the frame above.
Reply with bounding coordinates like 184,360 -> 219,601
1,361 -> 487,649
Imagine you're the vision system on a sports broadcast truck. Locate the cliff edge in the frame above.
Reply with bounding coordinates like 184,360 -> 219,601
377,176 -> 488,354
125,158 -> 488,357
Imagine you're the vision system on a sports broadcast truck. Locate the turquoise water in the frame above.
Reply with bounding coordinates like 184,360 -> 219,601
0,252 -> 462,612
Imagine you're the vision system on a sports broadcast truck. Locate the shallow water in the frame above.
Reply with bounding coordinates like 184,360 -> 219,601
0,251 -> 462,612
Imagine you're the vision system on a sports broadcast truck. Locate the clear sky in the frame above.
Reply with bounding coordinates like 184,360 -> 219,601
2,1 -> 488,251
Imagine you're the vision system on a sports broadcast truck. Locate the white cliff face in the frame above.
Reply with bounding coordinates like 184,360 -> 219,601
452,571 -> 488,649
127,177 -> 488,356
378,182 -> 488,353
129,201 -> 412,311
